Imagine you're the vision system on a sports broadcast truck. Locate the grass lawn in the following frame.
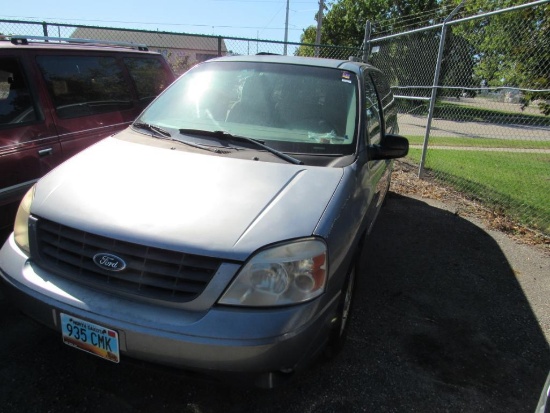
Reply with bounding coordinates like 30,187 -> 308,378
406,148 -> 550,234
406,135 -> 550,150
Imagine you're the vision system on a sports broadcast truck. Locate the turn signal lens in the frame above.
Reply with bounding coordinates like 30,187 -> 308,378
14,185 -> 36,255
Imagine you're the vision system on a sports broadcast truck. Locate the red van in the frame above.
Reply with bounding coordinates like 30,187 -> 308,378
0,36 -> 176,240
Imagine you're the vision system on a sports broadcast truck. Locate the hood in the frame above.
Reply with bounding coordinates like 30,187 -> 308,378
32,132 -> 344,261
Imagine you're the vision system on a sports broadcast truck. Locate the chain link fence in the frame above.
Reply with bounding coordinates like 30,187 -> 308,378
0,19 -> 356,75
367,1 -> 550,237
1,6 -> 548,236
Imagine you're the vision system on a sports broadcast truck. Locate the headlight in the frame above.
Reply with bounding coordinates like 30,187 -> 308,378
14,185 -> 36,254
219,239 -> 327,307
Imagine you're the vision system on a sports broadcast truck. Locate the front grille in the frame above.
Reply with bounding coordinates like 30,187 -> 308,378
34,218 -> 222,303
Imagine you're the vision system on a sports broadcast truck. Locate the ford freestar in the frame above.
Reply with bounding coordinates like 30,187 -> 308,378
0,55 -> 408,387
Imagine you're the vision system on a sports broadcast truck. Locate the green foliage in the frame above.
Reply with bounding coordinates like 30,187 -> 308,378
452,0 -> 549,115
295,27 -> 317,56
439,31 -> 478,97
297,0 -> 549,115
296,0 -> 440,52
295,0 -> 477,96
368,30 -> 441,91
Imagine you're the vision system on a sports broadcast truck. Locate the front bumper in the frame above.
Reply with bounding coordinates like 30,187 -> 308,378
0,235 -> 339,382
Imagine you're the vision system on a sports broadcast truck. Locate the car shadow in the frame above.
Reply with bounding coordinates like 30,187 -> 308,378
0,193 -> 548,413
342,192 -> 550,412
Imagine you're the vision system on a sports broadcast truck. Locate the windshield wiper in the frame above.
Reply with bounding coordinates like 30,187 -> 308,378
179,129 -> 303,165
133,122 -> 172,138
134,123 -> 228,154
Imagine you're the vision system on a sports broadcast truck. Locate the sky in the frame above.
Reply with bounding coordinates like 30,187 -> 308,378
0,0 -> 322,44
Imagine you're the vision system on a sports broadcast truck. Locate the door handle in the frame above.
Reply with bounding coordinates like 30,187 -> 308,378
38,148 -> 53,157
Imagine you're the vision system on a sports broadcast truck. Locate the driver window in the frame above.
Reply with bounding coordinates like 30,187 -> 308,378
0,58 -> 37,126
364,75 -> 381,145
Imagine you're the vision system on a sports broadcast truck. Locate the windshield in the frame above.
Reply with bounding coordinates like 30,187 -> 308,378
137,60 -> 359,156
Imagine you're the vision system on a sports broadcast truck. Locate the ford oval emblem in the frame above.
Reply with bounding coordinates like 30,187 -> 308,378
93,253 -> 127,272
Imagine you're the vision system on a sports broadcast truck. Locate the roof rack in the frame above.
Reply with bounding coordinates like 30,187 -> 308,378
9,35 -> 149,51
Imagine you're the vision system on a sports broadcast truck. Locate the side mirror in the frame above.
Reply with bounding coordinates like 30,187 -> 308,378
369,134 -> 409,160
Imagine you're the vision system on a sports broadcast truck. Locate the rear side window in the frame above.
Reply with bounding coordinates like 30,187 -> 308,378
364,75 -> 381,145
0,58 -> 37,127
36,56 -> 133,119
369,71 -> 393,110
370,71 -> 397,133
124,57 -> 171,107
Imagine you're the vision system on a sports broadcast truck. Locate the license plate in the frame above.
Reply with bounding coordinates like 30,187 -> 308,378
60,313 -> 120,363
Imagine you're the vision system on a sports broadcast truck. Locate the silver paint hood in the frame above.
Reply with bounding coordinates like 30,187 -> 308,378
31,133 -> 344,261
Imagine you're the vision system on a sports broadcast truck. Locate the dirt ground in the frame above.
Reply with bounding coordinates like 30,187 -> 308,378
0,161 -> 548,413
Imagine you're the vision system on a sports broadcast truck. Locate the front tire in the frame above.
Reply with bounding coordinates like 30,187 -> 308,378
324,262 -> 357,359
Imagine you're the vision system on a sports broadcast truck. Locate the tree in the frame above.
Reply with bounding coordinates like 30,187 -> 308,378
295,0 -> 452,88
439,30 -> 478,98
452,0 -> 549,114
296,0 -> 548,115
297,0 -> 441,51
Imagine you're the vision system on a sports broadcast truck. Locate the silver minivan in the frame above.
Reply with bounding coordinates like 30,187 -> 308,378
0,55 -> 408,387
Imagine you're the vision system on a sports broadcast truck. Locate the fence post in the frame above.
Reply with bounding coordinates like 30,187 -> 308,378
418,1 -> 464,178
362,21 -> 371,63
217,36 -> 222,57
42,22 -> 48,38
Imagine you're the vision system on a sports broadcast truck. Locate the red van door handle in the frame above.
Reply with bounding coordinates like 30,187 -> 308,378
38,148 -> 54,157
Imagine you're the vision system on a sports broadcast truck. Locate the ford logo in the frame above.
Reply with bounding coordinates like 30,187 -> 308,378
93,253 -> 127,272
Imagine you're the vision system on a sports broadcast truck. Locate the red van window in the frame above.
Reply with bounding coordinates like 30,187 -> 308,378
36,55 -> 133,119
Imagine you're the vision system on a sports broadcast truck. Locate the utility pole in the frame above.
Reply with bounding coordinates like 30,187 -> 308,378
284,0 -> 290,55
314,0 -> 324,57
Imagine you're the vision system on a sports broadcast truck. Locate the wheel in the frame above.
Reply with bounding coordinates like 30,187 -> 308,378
324,262 -> 357,359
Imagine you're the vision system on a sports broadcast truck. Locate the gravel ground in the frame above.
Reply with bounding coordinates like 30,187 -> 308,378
0,163 -> 548,413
